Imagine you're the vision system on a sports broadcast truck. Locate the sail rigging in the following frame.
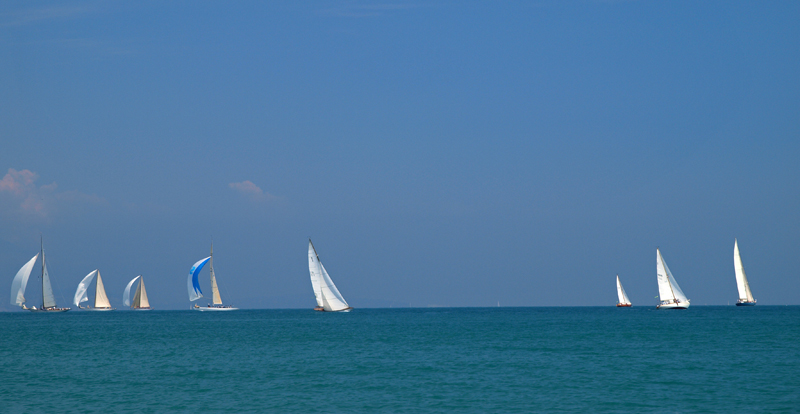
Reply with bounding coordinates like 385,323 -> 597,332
307,240 -> 351,312
133,277 -> 150,309
188,243 -> 237,310
734,239 -> 755,304
656,248 -> 689,308
616,275 -> 631,305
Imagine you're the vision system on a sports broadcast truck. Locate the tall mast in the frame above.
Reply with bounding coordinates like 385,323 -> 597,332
41,235 -> 45,308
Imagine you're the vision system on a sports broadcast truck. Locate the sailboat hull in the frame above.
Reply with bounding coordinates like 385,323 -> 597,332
736,301 -> 756,306
85,308 -> 115,311
657,302 -> 690,309
28,308 -> 70,312
195,306 -> 238,311
316,307 -> 353,312
616,303 -> 632,307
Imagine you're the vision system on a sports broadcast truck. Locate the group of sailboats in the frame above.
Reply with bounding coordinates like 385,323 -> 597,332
615,239 -> 758,309
11,238 -> 352,313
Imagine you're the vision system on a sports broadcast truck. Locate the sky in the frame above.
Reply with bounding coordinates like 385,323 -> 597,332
0,0 -> 798,310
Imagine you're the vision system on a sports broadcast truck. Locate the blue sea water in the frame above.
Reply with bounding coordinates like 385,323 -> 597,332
1,306 -> 798,413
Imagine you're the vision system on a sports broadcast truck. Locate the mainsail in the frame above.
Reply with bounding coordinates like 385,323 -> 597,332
308,240 -> 350,311
11,254 -> 38,306
42,258 -> 57,309
734,239 -> 754,302
307,241 -> 324,308
94,272 -> 112,308
187,256 -> 210,301
210,244 -> 222,305
133,277 -> 149,308
123,275 -> 140,307
656,248 -> 688,303
616,275 -> 631,305
74,270 -> 98,307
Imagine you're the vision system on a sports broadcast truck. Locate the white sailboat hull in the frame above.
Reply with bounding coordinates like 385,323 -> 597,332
657,300 -> 690,309
195,306 -> 238,311
315,307 -> 352,312
84,307 -> 115,311
28,308 -> 70,312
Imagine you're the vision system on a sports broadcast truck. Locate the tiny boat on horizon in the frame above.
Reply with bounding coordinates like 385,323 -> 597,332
10,237 -> 70,312
74,269 -> 115,310
616,275 -> 632,307
734,239 -> 757,306
123,275 -> 152,310
188,242 -> 238,311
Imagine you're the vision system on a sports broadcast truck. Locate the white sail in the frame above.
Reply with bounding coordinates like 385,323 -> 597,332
734,239 -> 754,302
210,266 -> 222,306
616,275 -> 631,305
123,275 -> 140,307
11,254 -> 38,306
134,277 -> 150,308
657,248 -> 688,303
308,241 -> 324,307
42,260 -> 57,309
319,261 -> 349,311
94,272 -> 111,308
74,270 -> 98,307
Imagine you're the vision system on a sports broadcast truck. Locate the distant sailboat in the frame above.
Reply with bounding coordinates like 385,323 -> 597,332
656,248 -> 690,309
616,275 -> 632,307
9,237 -> 70,312
308,239 -> 352,312
734,239 -> 756,306
74,270 -> 115,310
123,275 -> 152,310
188,243 -> 238,311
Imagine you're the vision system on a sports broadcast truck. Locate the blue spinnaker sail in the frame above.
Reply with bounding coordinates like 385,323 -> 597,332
187,256 -> 211,301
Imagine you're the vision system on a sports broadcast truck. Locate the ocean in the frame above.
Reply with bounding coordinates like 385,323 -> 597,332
1,306 -> 798,413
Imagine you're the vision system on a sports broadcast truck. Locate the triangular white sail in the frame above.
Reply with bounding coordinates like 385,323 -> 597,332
616,275 -> 631,305
210,265 -> 222,306
42,260 -> 57,309
11,254 -> 38,306
74,270 -> 98,307
307,240 -> 350,312
94,272 -> 111,308
134,277 -> 150,308
734,239 -> 754,302
123,275 -> 140,307
318,262 -> 349,311
308,241 -> 324,308
656,248 -> 688,303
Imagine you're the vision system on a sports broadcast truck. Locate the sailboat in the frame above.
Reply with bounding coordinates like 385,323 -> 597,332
123,275 -> 152,310
656,248 -> 690,309
308,239 -> 352,312
9,238 -> 70,312
74,269 -> 115,310
188,243 -> 238,311
734,239 -> 756,306
616,275 -> 632,307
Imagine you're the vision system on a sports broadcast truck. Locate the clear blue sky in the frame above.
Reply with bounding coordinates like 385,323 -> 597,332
1,1 -> 798,309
